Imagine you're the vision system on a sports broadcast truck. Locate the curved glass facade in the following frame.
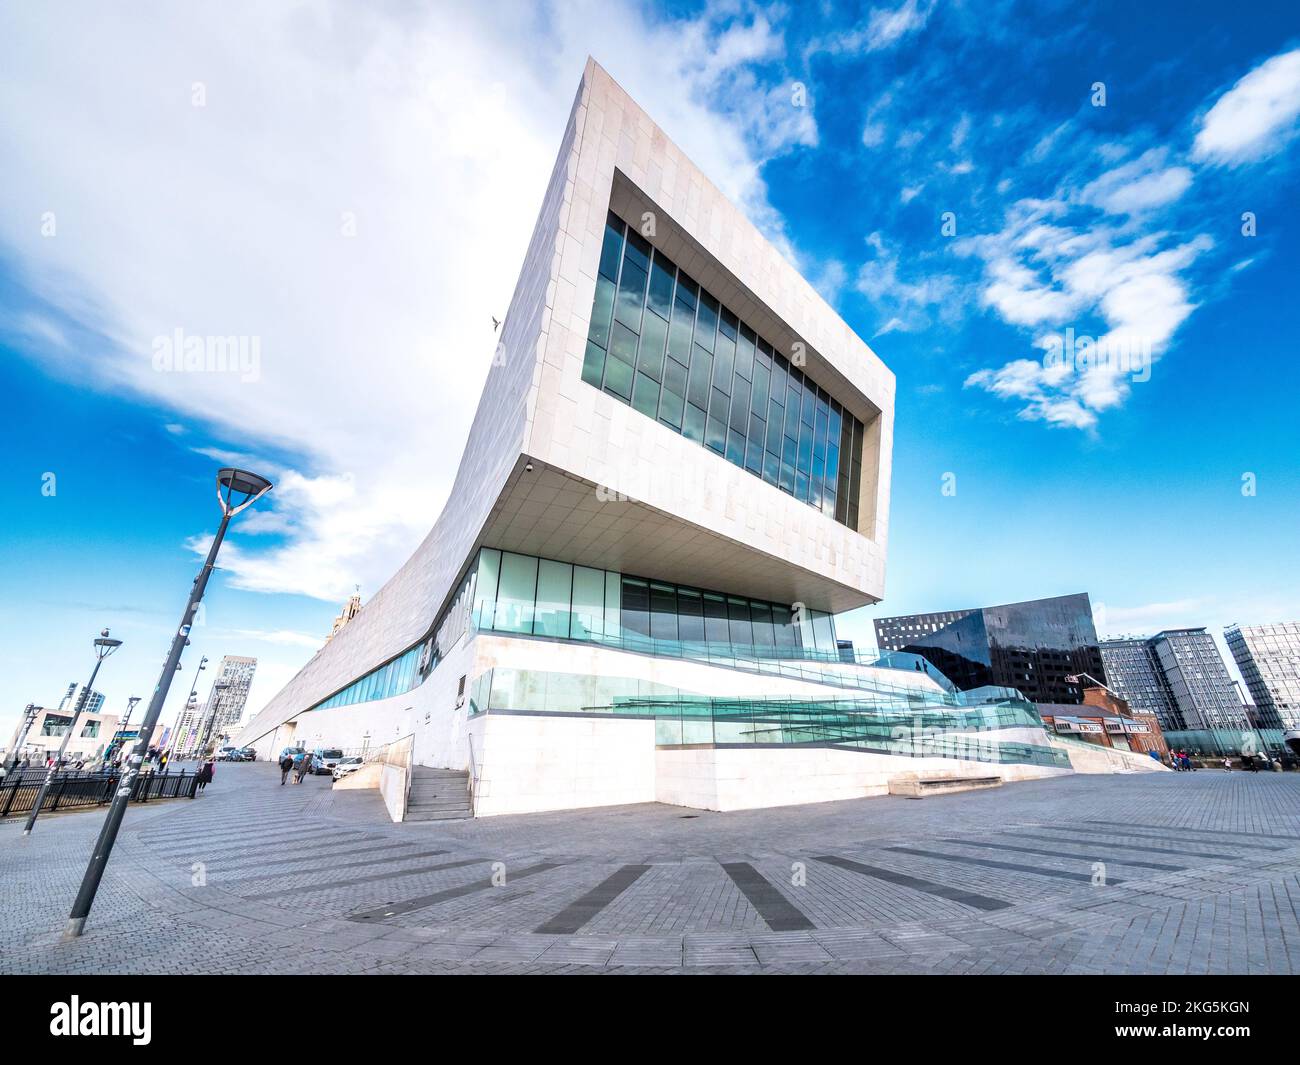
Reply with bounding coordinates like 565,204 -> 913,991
581,212 -> 865,529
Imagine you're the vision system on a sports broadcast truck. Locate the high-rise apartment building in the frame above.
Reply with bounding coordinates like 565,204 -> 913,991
1225,622 -> 1300,731
1101,629 -> 1241,732
207,656 -> 257,737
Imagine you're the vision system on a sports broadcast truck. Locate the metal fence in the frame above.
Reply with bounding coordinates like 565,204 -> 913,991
0,768 -> 200,818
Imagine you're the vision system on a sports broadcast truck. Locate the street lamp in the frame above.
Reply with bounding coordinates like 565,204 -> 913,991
65,467 -> 272,938
7,704 -> 41,772
104,695 -> 141,764
23,630 -> 123,834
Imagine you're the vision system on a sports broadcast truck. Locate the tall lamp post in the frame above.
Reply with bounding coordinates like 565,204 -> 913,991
181,656 -> 208,758
65,468 -> 271,938
24,630 -> 123,834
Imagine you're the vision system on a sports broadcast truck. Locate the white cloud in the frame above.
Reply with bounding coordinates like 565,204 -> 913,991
1079,148 -> 1193,214
861,0 -> 934,52
1193,48 -> 1300,165
960,190 -> 1213,431
855,231 -> 957,334
0,0 -> 810,608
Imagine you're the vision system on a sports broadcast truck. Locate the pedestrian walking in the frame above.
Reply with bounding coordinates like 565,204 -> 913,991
279,752 -> 294,785
197,759 -> 215,791
295,752 -> 310,783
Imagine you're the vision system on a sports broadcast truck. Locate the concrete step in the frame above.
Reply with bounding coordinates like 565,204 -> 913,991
406,807 -> 473,821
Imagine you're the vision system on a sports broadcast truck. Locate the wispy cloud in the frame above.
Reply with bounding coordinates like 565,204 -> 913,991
1193,47 -> 1300,165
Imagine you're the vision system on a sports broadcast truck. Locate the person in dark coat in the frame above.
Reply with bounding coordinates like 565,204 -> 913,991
197,760 -> 215,791
279,752 -> 294,785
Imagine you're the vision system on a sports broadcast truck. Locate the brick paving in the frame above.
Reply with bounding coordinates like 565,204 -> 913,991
2,763 -> 1298,973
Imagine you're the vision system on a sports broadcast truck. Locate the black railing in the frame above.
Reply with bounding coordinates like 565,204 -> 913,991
0,768 -> 200,818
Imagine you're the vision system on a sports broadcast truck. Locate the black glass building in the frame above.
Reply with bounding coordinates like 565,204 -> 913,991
873,593 -> 1107,704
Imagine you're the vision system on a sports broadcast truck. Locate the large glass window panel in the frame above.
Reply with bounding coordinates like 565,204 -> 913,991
647,255 -> 675,319
632,371 -> 660,418
762,448 -> 780,485
751,360 -> 769,415
750,602 -> 775,647
667,298 -> 695,365
598,216 -> 624,281
703,593 -> 729,643
779,458 -> 795,494
725,428 -> 746,466
473,549 -> 501,629
765,404 -> 784,453
608,321 -> 638,367
801,384 -> 816,427
683,402 -> 706,443
588,275 -> 616,350
493,552 -> 538,634
677,588 -> 704,642
649,582 -> 678,641
675,273 -> 698,310
694,294 -> 719,352
686,347 -> 712,408
712,328 -> 734,390
797,605 -> 816,650
812,610 -> 836,653
581,339 -> 606,389
705,411 -> 727,454
658,378 -> 685,430
744,415 -> 765,474
636,310 -> 667,381
604,571 -> 621,637
729,377 -> 750,433
624,228 -> 650,272
534,559 -> 573,637
570,566 -> 605,639
727,597 -> 753,646
602,350 -> 633,401
621,577 -> 650,638
614,259 -> 647,333
735,325 -> 755,380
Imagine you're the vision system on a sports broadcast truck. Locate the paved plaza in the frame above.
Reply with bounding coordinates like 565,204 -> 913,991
2,764 -> 1299,974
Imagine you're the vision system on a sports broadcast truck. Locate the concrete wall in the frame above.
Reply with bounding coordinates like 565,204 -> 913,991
656,747 -> 1069,812
469,712 -> 656,817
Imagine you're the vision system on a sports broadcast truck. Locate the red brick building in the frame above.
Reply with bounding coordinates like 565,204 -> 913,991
1037,686 -> 1169,758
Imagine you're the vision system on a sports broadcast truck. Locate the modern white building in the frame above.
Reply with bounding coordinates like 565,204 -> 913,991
6,706 -> 120,764
235,60 -> 1078,815
1226,622 -> 1300,731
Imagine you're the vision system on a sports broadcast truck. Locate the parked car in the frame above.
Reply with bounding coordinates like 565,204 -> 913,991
216,746 -> 239,761
331,756 -> 365,781
311,748 -> 346,775
279,746 -> 304,762
233,747 -> 257,762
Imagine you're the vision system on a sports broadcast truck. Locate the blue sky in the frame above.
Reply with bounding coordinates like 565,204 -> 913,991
2,0 -> 1299,741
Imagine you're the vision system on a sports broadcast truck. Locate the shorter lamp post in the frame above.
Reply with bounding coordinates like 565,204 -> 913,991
65,467 -> 272,938
105,696 -> 141,764
8,704 -> 41,771
24,630 -> 122,835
